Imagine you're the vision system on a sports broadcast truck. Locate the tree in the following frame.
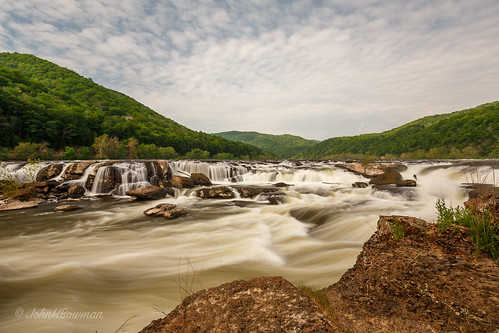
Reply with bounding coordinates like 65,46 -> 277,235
63,146 -> 77,160
126,137 -> 138,159
185,148 -> 210,159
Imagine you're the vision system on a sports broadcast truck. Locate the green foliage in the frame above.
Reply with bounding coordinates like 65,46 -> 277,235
390,218 -> 405,240
214,131 -> 317,158
305,102 -> 499,159
213,152 -> 235,160
436,199 -> 499,262
63,146 -> 77,160
185,148 -> 210,159
0,52 -> 262,159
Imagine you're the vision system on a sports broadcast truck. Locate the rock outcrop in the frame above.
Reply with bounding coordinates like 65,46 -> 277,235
170,176 -> 194,189
62,161 -> 95,180
126,186 -> 169,201
54,204 -> 82,212
324,215 -> 499,332
368,169 -> 403,185
338,162 -> 407,178
465,187 -> 499,225
190,173 -> 212,186
143,203 -> 187,219
196,186 -> 235,199
36,163 -> 63,181
140,276 -> 337,333
68,184 -> 85,199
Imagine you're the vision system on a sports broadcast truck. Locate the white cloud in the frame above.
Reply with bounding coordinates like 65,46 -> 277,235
1,0 -> 499,140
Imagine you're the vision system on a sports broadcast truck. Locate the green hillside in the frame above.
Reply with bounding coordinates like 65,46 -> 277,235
305,102 -> 499,159
0,52 -> 262,159
213,131 -> 317,158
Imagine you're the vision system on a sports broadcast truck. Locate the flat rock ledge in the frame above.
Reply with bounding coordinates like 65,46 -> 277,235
139,276 -> 336,333
143,203 -> 187,219
141,213 -> 499,333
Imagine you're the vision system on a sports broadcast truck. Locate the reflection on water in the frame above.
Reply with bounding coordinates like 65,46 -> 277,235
0,160 -> 496,332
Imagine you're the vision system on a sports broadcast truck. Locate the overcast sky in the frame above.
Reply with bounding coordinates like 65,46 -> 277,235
1,0 -> 498,140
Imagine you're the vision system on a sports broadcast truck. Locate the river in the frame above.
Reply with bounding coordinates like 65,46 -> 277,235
0,159 -> 496,332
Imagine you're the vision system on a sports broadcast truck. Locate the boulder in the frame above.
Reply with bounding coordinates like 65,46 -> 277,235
170,176 -> 194,189
36,163 -> 64,181
196,186 -> 235,199
274,182 -> 293,187
190,173 -> 212,186
0,198 -> 45,211
139,276 -> 336,333
125,186 -> 168,200
339,162 -> 407,178
84,174 -> 96,190
369,169 -> 403,185
156,160 -> 172,180
62,161 -> 95,180
68,184 -> 85,198
235,186 -> 276,198
352,182 -> 369,188
397,179 -> 417,187
143,203 -> 187,219
54,205 -> 82,212
91,166 -> 121,193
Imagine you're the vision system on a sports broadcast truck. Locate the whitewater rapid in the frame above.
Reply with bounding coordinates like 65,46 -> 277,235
0,159 -> 496,332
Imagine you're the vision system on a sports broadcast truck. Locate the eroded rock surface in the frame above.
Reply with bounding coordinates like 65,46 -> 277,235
140,276 -> 336,333
143,203 -> 187,219
126,186 -> 168,200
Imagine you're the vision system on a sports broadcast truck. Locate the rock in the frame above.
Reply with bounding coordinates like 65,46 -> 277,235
170,176 -> 194,189
273,182 -> 293,187
352,182 -> 369,188
196,186 -> 235,199
143,203 -> 187,219
234,186 -> 276,198
369,169 -> 403,185
190,173 -> 212,186
11,185 -> 37,201
156,160 -> 172,180
0,198 -> 45,211
140,276 -> 336,333
91,166 -> 121,193
465,188 -> 499,225
54,205 -> 82,212
36,163 -> 63,181
339,162 -> 407,178
324,215 -> 499,332
84,174 -> 95,190
62,161 -> 95,180
125,186 -> 168,200
68,184 -> 85,198
397,179 -> 417,187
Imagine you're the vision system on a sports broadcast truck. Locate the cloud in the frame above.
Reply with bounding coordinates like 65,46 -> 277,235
1,0 -> 499,140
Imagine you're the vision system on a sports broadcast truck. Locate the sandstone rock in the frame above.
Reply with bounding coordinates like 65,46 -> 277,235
54,205 -> 82,212
274,182 -> 293,187
324,215 -> 499,332
0,198 -> 45,211
68,184 -> 85,198
140,276 -> 336,333
62,161 -> 95,180
339,162 -> 407,178
352,182 -> 369,188
143,203 -> 187,219
234,186 -> 276,198
91,166 -> 121,193
369,169 -> 403,185
190,173 -> 212,186
84,174 -> 95,190
196,186 -> 235,199
125,186 -> 168,200
397,179 -> 417,187
465,188 -> 499,225
170,176 -> 194,189
36,163 -> 63,181
156,160 -> 172,180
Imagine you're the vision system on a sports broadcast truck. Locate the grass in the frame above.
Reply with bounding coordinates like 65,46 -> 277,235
436,198 -> 498,263
298,285 -> 337,323
390,218 -> 405,241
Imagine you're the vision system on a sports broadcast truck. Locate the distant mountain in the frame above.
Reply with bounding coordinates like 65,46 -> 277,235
213,131 -> 318,158
0,52 -> 262,158
304,102 -> 499,159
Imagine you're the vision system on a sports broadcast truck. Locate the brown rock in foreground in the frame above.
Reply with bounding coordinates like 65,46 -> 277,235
324,215 -> 499,332
126,186 -> 168,200
140,276 -> 336,333
143,203 -> 187,219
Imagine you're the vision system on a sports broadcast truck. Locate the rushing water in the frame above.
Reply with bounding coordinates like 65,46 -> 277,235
0,159 -> 496,332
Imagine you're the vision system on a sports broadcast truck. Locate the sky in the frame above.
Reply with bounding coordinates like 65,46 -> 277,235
1,0 -> 498,140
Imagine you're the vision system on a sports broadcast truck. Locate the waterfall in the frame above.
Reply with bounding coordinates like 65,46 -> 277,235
90,162 -> 151,196
170,161 -> 249,182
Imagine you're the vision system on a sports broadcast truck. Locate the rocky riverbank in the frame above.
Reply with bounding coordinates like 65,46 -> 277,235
140,189 -> 499,332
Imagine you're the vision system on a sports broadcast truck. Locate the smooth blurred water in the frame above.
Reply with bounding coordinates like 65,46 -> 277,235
0,159 -> 496,332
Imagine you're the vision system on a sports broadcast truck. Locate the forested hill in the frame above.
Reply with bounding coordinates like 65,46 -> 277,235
0,52 -> 262,159
213,131 -> 317,158
303,102 -> 499,159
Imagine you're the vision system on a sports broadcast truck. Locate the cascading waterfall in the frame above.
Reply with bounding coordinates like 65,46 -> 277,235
90,162 -> 151,196
170,160 -> 249,182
